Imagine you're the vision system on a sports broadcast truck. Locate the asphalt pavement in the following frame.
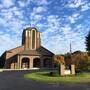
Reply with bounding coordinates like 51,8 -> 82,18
0,70 -> 90,90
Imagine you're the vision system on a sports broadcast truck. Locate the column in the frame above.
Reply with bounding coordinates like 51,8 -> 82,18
35,30 -> 36,49
59,64 -> 65,76
71,64 -> 75,75
19,56 -> 22,69
17,55 -> 20,69
29,57 -> 33,69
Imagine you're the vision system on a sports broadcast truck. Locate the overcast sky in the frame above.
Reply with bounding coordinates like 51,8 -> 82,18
0,0 -> 90,55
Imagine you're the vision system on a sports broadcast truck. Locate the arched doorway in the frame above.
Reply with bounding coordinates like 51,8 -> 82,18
33,58 -> 40,68
43,58 -> 50,68
21,58 -> 30,69
10,57 -> 17,69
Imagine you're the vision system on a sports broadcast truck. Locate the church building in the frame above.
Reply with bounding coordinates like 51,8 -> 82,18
0,27 -> 54,69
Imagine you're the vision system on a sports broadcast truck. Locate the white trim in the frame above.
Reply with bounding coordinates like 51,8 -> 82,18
26,31 -> 28,36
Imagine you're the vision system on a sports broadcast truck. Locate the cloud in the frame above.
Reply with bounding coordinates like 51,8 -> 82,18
18,0 -> 48,7
68,13 -> 80,23
66,0 -> 90,12
62,25 -> 71,35
81,3 -> 90,11
33,0 -> 48,5
29,6 -> 47,26
41,13 -> 87,54
41,15 -> 65,53
66,0 -> 90,9
66,0 -> 82,8
1,0 -> 14,8
0,6 -> 26,35
7,19 -> 25,34
0,6 -> 23,20
40,14 -> 86,53
37,0 -> 48,5
17,0 -> 31,7
42,15 -> 60,38
30,16 -> 43,26
63,13 -> 81,24
0,33 -> 21,55
47,15 -> 60,30
33,15 -> 43,22
0,0 -> 90,55
0,18 -> 6,25
32,6 -> 47,14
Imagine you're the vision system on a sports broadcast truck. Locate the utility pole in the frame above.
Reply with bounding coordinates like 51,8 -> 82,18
70,43 -> 75,74
70,43 -> 72,64
70,43 -> 72,54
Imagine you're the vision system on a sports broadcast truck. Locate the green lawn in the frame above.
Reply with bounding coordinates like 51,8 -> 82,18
24,72 -> 90,84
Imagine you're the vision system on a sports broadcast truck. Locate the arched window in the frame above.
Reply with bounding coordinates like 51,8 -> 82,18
32,30 -> 35,49
33,58 -> 40,67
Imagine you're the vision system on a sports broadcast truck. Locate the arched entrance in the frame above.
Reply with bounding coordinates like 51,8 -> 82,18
10,57 -> 17,69
33,58 -> 40,68
21,57 -> 30,69
43,58 -> 50,68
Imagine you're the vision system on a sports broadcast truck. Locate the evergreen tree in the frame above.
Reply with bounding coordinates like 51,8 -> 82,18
86,31 -> 90,55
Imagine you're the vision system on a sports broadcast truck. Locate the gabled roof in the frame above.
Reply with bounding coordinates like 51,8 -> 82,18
37,46 -> 54,56
18,46 -> 54,56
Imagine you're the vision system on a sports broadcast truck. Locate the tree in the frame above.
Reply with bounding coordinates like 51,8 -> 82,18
86,31 -> 90,55
64,53 -> 72,65
54,55 -> 65,65
65,51 -> 88,71
54,55 -> 65,75
71,51 -> 88,71
85,57 -> 90,70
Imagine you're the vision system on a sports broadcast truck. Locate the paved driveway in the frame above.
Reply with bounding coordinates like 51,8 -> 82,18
0,70 -> 90,90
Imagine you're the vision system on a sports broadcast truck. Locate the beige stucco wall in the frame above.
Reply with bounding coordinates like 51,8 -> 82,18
19,55 -> 41,69
6,46 -> 24,60
8,54 -> 54,69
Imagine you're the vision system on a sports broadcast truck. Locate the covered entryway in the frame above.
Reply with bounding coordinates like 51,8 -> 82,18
21,57 -> 30,69
33,58 -> 40,68
10,57 -> 17,69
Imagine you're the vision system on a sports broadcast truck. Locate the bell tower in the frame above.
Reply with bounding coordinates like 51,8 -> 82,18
22,27 -> 41,50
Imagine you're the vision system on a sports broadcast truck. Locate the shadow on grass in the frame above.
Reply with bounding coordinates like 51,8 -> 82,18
37,72 -> 60,77
38,72 -> 87,77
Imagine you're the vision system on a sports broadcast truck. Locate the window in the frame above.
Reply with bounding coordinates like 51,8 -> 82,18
32,30 -> 35,49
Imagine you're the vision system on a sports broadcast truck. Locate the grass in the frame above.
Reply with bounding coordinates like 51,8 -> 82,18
24,72 -> 90,84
